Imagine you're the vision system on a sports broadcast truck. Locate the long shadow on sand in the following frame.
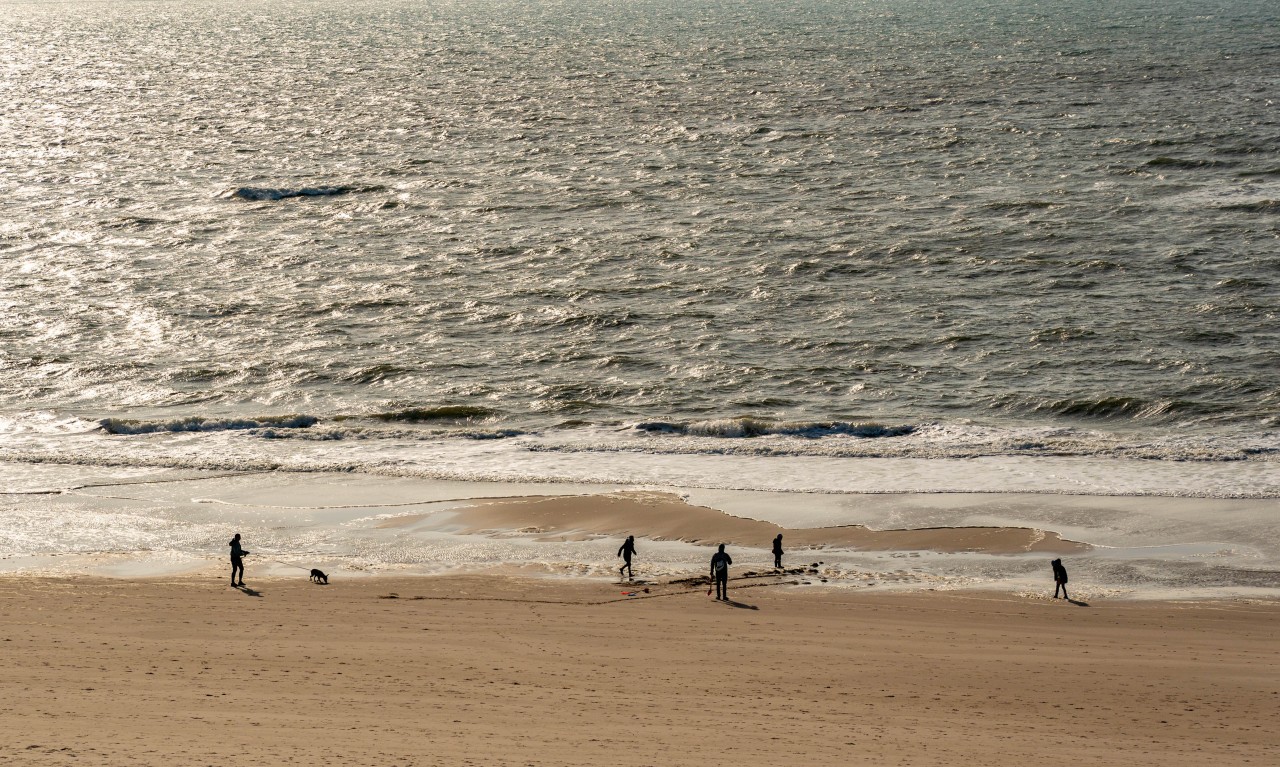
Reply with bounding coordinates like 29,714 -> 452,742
234,585 -> 264,598
1067,598 -> 1090,607
719,599 -> 759,610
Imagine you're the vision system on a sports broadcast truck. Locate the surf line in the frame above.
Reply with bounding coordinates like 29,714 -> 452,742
185,492 -> 600,512
260,556 -> 315,573
5,471 -> 276,498
189,497 -> 455,510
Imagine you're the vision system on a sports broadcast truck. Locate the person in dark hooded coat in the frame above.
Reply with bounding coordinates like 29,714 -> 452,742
229,533 -> 249,587
1051,558 -> 1069,600
617,535 -> 637,579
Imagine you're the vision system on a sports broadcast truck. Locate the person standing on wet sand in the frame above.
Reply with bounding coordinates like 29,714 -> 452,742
1051,558 -> 1069,600
772,534 -> 784,569
710,544 -> 732,601
617,535 -> 637,580
229,533 -> 249,587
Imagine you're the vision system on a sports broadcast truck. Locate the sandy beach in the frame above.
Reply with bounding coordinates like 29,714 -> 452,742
4,469 -> 1279,764
6,1 -> 1280,764
1,573 -> 1276,766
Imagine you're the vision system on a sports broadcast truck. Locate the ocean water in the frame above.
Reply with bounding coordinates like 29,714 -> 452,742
2,0 -> 1279,500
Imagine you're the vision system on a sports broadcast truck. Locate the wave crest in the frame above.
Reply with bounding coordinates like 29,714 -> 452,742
368,406 -> 496,422
223,185 -> 383,201
635,418 -> 915,439
1031,397 -> 1199,420
100,414 -> 319,435
1219,199 -> 1278,213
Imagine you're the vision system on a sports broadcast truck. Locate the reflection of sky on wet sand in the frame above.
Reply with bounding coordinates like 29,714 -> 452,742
2,465 -> 1277,600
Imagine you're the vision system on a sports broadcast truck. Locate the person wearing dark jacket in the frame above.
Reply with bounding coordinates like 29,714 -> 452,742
229,533 -> 249,587
772,534 -> 784,569
617,535 -> 637,579
1051,558 -> 1069,600
710,544 -> 732,601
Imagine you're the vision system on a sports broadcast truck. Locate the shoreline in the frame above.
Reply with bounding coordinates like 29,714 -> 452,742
2,465 -> 1278,599
1,574 -> 1277,766
5,565 -> 1279,606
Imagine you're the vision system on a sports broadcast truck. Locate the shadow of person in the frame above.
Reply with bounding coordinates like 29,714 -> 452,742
1067,598 -> 1089,607
722,599 -> 758,610
235,585 -> 264,598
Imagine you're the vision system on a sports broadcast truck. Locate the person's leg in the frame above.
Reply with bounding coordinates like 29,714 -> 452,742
231,560 -> 242,585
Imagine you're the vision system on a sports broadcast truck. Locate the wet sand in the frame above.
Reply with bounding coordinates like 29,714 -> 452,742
0,574 -> 1276,766
382,490 -> 1088,554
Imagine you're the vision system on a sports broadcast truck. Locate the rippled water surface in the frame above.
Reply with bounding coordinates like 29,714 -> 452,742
2,0 -> 1278,485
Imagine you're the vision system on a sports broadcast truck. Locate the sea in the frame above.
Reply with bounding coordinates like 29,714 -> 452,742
1,0 -> 1278,593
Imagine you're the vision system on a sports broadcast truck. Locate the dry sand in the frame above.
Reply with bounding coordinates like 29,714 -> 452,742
1,574 -> 1276,766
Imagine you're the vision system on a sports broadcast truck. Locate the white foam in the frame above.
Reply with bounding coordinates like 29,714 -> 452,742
2,465 -> 1277,599
5,427 -> 1280,500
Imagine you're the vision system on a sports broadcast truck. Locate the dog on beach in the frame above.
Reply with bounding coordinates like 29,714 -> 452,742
309,569 -> 329,584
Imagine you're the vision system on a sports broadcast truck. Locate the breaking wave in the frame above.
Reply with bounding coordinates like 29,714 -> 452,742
258,426 -> 525,441
100,415 -> 319,435
82,408 -> 1280,465
634,418 -> 915,439
366,406 -> 497,422
1029,397 -> 1205,421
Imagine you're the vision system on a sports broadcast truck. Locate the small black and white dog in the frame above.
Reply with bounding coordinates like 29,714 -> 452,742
309,569 -> 329,584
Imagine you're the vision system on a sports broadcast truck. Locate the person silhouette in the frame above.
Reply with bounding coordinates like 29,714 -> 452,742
229,533 -> 249,587
772,533 -> 784,569
1051,558 -> 1069,600
617,535 -> 637,580
710,544 -> 732,601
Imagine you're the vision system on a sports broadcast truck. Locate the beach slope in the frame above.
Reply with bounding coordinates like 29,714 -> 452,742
0,576 -> 1276,766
